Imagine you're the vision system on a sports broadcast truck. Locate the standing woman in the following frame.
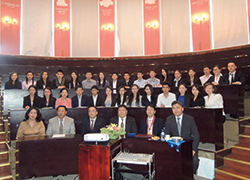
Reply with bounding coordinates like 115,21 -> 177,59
97,72 -> 110,89
190,84 -> 205,107
22,71 -> 36,90
103,86 -> 116,107
141,84 -> 157,106
23,85 -> 42,109
41,87 -> 56,108
16,107 -> 45,139
177,83 -> 191,107
68,70 -> 81,89
127,84 -> 142,107
115,86 -> 127,106
160,68 -> 172,86
5,72 -> 22,89
186,68 -> 201,86
36,71 -> 52,89
55,88 -> 72,108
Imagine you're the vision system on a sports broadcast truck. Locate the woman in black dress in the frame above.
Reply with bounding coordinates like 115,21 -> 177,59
190,84 -> 205,107
5,72 -> 22,89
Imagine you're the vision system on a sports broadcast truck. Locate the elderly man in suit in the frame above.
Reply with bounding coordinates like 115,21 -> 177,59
71,86 -> 88,108
46,105 -> 75,135
165,100 -> 200,174
81,106 -> 106,135
139,104 -> 164,136
110,105 -> 137,134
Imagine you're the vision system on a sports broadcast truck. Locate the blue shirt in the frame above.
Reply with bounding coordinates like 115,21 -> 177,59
178,95 -> 186,107
133,79 -> 146,88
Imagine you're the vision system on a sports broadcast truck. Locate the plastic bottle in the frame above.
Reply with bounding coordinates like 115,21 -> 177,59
160,128 -> 165,142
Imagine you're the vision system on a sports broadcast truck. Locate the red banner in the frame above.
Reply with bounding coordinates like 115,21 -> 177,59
248,0 -> 250,42
144,0 -> 160,55
1,0 -> 20,54
54,0 -> 70,56
99,0 -> 115,57
191,0 -> 211,51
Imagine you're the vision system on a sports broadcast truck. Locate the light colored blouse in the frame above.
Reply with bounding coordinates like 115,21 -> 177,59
55,97 -> 72,108
204,93 -> 223,108
22,80 -> 37,90
16,120 -> 45,139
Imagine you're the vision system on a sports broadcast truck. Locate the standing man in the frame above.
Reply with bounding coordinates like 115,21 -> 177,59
71,86 -> 88,108
82,72 -> 96,89
165,101 -> 200,174
224,62 -> 245,85
156,82 -> 176,107
133,70 -> 147,88
139,104 -> 164,136
110,105 -> 137,134
199,65 -> 212,85
81,106 -> 106,135
46,105 -> 75,135
146,70 -> 160,87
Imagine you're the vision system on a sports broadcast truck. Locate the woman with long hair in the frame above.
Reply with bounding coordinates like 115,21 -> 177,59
5,72 -> 22,89
103,86 -> 116,107
36,71 -> 52,89
68,70 -> 81,89
186,68 -> 201,86
127,84 -> 142,107
115,86 -> 127,106
41,87 -> 56,108
97,72 -> 110,89
23,85 -> 41,109
22,71 -> 36,89
176,83 -> 191,107
160,68 -> 172,86
141,84 -> 157,106
55,88 -> 72,108
190,84 -> 205,107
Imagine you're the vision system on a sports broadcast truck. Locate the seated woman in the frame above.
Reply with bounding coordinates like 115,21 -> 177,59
204,83 -> 224,110
176,83 -> 191,107
36,71 -> 52,89
141,84 -> 157,107
159,68 -> 172,86
186,68 -> 201,86
68,70 -> 81,89
115,86 -> 127,106
127,84 -> 142,107
5,72 -> 22,89
103,86 -> 116,107
23,85 -> 42,109
205,65 -> 225,85
190,84 -> 205,107
41,87 -> 56,108
16,107 -> 45,139
96,72 -> 110,89
55,88 -> 72,108
22,71 -> 37,90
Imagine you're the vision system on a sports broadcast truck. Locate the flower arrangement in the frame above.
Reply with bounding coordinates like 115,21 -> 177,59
100,123 -> 126,139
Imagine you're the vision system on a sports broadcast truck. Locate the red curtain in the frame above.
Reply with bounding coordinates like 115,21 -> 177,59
1,0 -> 20,54
144,0 -> 160,55
54,0 -> 70,56
191,0 -> 211,51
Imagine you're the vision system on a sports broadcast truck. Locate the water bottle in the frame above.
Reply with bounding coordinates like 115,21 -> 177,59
160,128 -> 165,142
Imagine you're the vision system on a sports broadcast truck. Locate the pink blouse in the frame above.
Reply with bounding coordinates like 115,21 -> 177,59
55,97 -> 72,108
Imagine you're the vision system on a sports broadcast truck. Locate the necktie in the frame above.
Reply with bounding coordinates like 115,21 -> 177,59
177,117 -> 181,136
90,120 -> 94,130
230,74 -> 233,84
59,120 -> 63,134
121,119 -> 124,129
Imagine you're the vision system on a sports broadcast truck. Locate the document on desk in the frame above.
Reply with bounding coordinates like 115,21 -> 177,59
52,134 -> 66,138
115,153 -> 152,165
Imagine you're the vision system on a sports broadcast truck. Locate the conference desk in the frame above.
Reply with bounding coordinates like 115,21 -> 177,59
10,107 -> 224,150
16,135 -> 193,180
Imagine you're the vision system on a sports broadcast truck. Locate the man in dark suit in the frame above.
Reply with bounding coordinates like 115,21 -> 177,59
224,62 -> 246,85
121,72 -> 133,89
172,70 -> 188,87
110,72 -> 122,94
110,105 -> 137,134
165,100 -> 200,174
87,85 -> 104,107
81,106 -> 106,135
71,86 -> 88,108
139,104 -> 164,136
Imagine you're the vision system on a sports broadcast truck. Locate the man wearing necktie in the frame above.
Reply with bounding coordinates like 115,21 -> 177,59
225,62 -> 245,85
81,106 -> 105,135
165,101 -> 200,174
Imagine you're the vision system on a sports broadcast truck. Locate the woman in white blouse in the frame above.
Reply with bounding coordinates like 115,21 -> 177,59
22,71 -> 36,90
204,82 -> 224,108
127,84 -> 142,107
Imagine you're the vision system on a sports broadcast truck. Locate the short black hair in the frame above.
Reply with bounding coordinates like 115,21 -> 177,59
124,72 -> 130,75
137,70 -> 144,74
146,104 -> 155,111
118,104 -> 128,111
162,82 -> 170,87
203,65 -> 211,70
112,72 -> 118,76
56,105 -> 67,111
75,85 -> 83,91
60,88 -> 68,93
56,69 -> 64,75
91,85 -> 99,91
171,100 -> 184,107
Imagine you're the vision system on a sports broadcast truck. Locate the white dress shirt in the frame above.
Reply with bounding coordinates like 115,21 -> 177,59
199,74 -> 212,85
204,93 -> 224,108
92,95 -> 98,106
118,116 -> 127,130
156,92 -> 176,107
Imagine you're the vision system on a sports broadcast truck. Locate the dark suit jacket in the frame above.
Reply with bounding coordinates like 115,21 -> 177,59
110,80 -> 122,93
205,75 -> 226,85
41,97 -> 56,108
139,117 -> 164,136
36,80 -> 53,89
81,117 -> 106,135
223,71 -> 246,85
186,77 -> 201,86
23,95 -> 42,108
110,116 -> 138,134
177,94 -> 191,108
172,77 -> 188,87
71,94 -> 88,108
87,95 -> 104,107
190,96 -> 205,107
121,79 -> 133,88
141,94 -> 158,107
165,114 -> 200,152
52,77 -> 68,89
5,81 -> 22,89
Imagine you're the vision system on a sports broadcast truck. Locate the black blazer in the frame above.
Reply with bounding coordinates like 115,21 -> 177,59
160,76 -> 173,86
87,95 -> 104,107
110,116 -> 138,134
139,117 -> 164,136
110,80 -> 122,93
223,71 -> 246,85
177,94 -> 191,108
165,114 -> 200,152
190,96 -> 205,107
36,80 -> 53,89
205,75 -> 225,85
5,81 -> 22,89
172,77 -> 188,87
81,117 -> 106,135
71,94 -> 88,108
68,80 -> 81,89
41,97 -> 56,108
141,94 -> 158,107
186,77 -> 201,86
52,78 -> 68,89
103,95 -> 117,107
23,95 -> 42,108
121,79 -> 133,88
